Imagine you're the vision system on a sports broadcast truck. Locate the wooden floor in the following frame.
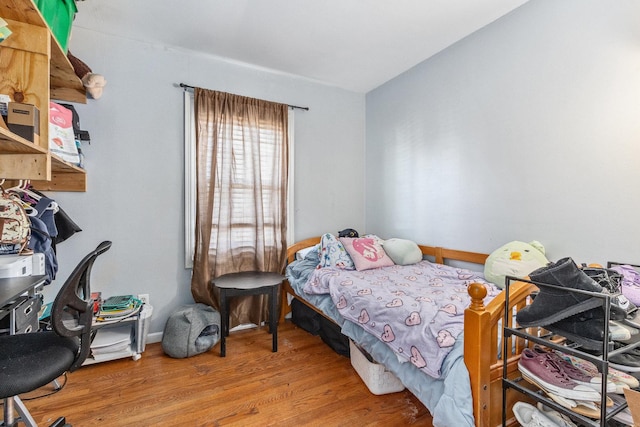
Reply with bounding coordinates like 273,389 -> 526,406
19,321 -> 434,426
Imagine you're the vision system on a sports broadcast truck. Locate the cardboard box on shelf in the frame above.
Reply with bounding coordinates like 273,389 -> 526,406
7,102 -> 39,144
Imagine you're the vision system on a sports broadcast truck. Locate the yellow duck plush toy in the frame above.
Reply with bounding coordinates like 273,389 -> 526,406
484,240 -> 549,289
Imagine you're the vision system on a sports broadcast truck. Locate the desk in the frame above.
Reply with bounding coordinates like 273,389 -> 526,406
0,275 -> 46,307
0,275 -> 47,334
212,271 -> 284,357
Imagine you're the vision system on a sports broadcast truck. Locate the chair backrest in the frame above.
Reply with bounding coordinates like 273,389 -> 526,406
51,241 -> 112,371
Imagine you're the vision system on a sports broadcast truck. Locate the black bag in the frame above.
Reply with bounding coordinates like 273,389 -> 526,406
291,298 -> 320,335
338,228 -> 359,238
318,316 -> 350,357
58,103 -> 91,143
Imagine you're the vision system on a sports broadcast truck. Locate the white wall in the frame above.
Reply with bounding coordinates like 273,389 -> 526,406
366,0 -> 640,265
45,0 -> 640,336
43,28 -> 366,335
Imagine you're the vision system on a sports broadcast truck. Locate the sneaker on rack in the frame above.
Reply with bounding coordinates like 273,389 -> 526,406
544,315 -> 608,350
588,342 -> 640,373
608,353 -> 640,372
513,402 -> 562,427
623,308 -> 640,329
518,348 -> 601,401
532,347 -> 616,393
516,258 -> 605,327
557,351 -> 638,390
609,321 -> 632,341
545,392 -> 603,419
581,265 -> 633,319
536,403 -> 577,427
613,319 -> 639,335
603,375 -> 630,394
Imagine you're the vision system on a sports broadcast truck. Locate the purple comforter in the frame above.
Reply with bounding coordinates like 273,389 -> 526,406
304,260 -> 500,378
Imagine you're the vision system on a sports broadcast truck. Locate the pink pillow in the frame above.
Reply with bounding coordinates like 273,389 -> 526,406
339,237 -> 395,271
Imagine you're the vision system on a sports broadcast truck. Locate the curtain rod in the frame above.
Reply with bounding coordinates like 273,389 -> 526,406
178,83 -> 309,111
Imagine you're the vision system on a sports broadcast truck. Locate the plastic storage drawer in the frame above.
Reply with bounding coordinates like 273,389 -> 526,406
0,295 -> 42,334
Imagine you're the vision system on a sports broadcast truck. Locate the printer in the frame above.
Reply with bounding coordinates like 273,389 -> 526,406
0,254 -> 45,278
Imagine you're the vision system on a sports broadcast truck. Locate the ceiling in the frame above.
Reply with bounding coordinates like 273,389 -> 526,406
74,0 -> 528,93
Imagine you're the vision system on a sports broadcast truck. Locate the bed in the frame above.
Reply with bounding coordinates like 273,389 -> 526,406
279,236 -> 538,427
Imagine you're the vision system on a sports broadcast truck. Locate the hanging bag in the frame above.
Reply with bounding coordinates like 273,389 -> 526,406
0,188 -> 31,254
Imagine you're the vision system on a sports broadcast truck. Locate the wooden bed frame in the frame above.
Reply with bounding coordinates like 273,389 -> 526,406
279,237 -> 538,427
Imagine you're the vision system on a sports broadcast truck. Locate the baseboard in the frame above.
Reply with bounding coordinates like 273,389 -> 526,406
146,321 -> 275,346
147,331 -> 163,344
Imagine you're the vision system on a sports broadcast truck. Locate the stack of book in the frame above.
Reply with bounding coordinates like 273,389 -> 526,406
90,325 -> 133,362
96,295 -> 142,321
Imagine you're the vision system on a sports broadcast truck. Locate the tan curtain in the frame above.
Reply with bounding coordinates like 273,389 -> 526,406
190,88 -> 289,328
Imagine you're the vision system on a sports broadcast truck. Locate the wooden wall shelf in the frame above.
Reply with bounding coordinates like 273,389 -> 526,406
0,0 -> 87,191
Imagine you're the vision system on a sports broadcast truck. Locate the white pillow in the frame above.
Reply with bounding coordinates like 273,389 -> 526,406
295,244 -> 319,261
382,238 -> 422,265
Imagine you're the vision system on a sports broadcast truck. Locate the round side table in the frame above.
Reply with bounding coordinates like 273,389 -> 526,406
212,271 -> 284,357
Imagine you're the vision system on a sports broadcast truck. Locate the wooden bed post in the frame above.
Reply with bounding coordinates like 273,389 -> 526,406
464,282 -> 492,427
280,237 -> 322,325
280,279 -> 290,324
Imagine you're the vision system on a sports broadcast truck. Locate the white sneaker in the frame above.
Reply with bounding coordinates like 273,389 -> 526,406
610,321 -> 632,341
513,402 -> 561,427
536,403 -> 577,427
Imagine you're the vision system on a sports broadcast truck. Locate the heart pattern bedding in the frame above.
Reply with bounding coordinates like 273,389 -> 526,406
303,260 -> 500,378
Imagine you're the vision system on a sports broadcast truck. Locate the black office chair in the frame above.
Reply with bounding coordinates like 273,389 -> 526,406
0,241 -> 112,427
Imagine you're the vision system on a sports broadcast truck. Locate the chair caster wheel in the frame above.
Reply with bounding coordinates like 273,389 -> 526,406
49,417 -> 68,427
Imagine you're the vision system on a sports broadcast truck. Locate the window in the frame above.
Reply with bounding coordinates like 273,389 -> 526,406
183,90 -> 294,268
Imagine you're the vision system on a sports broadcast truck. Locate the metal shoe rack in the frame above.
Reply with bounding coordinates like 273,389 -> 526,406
501,276 -> 634,427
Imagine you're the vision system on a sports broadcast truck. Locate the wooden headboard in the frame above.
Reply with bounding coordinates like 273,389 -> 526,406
285,237 -> 488,266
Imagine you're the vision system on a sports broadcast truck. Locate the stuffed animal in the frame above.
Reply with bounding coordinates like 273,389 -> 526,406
484,240 -> 549,289
67,51 -> 107,99
338,228 -> 359,238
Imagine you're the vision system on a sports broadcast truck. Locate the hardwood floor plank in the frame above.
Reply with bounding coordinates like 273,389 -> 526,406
18,322 -> 434,426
